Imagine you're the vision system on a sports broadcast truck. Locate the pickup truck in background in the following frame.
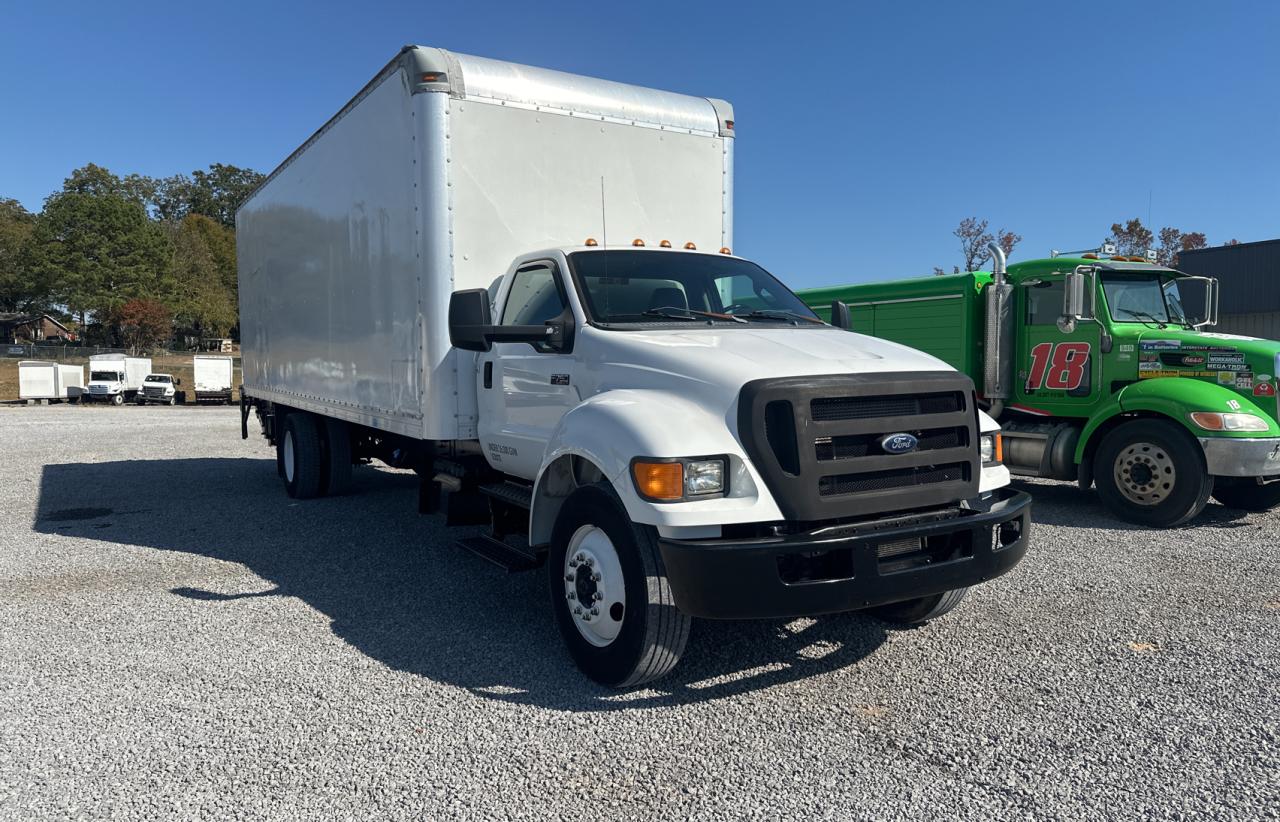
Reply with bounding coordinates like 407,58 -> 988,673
800,243 -> 1280,526
236,46 -> 1032,686
138,373 -> 179,405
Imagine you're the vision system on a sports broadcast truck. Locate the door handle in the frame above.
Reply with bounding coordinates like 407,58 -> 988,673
483,361 -> 493,389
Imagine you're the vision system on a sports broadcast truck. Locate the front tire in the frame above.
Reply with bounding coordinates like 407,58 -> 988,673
871,588 -> 968,625
279,413 -> 324,499
1095,419 -> 1212,527
113,393 -> 125,406
1212,479 -> 1280,512
548,484 -> 690,688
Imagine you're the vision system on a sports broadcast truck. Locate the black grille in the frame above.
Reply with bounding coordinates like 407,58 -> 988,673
810,391 -> 963,422
815,426 -> 967,461
819,463 -> 969,496
738,372 -> 980,521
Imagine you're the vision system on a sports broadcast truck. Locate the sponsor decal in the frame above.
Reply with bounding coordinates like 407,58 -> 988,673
1260,374 -> 1274,382
1027,342 -> 1091,390
1139,361 -> 1162,372
1140,339 -> 1181,350
1236,374 -> 1254,390
1207,352 -> 1245,364
1118,344 -> 1135,353
1255,382 -> 1276,398
1207,362 -> 1251,372
1180,354 -> 1206,366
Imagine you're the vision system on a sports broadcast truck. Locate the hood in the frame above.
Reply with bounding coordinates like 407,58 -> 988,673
1135,329 -> 1280,404
588,326 -> 956,394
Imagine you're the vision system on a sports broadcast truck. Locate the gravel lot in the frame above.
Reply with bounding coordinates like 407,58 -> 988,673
1,406 -> 1276,820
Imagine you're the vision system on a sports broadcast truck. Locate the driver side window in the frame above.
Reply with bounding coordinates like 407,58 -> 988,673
502,263 -> 566,326
1026,280 -> 1065,325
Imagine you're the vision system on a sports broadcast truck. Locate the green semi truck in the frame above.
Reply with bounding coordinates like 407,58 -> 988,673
800,243 -> 1280,526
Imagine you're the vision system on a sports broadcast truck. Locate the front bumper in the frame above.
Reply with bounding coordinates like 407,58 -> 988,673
1199,437 -> 1280,477
658,488 -> 1031,619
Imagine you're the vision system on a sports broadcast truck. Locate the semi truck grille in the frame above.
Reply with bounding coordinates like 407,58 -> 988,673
738,372 -> 980,521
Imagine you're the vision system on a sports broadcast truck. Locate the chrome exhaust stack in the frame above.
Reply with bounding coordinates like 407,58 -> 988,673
983,242 -> 1013,419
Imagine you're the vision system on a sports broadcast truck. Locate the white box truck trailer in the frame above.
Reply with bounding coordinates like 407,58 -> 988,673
86,354 -> 151,405
18,361 -> 84,403
237,46 -> 1031,686
192,355 -> 234,404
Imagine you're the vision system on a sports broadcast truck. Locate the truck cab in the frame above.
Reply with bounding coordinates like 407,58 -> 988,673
801,244 -> 1280,526
138,373 -> 179,405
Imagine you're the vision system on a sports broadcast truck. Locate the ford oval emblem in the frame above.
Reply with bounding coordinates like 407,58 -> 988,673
880,433 -> 919,454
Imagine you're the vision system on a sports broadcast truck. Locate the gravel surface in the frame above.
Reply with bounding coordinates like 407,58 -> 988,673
0,406 -> 1276,820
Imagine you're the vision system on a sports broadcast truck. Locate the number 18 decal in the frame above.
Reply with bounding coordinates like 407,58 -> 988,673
1027,342 -> 1091,390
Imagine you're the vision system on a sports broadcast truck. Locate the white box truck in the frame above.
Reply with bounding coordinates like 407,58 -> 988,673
86,354 -> 151,405
237,46 -> 1031,686
18,361 -> 84,403
192,355 -> 234,404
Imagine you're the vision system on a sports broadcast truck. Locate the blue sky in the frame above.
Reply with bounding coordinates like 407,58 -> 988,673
2,0 -> 1276,288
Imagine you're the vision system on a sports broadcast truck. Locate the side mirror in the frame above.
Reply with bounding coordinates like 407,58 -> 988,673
1059,268 -> 1094,333
449,289 -> 495,352
830,300 -> 852,330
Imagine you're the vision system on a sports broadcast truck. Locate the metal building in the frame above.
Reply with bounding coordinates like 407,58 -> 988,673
1178,239 -> 1280,338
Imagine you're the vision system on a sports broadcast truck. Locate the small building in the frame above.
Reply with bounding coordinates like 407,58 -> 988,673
0,313 -> 76,344
1178,239 -> 1280,338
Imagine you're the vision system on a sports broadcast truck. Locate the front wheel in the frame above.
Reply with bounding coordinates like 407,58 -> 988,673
1095,419 -> 1212,527
1213,479 -> 1280,512
113,393 -> 125,406
548,484 -> 690,688
870,588 -> 968,625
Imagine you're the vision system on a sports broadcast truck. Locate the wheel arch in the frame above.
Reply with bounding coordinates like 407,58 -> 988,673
529,452 -> 610,548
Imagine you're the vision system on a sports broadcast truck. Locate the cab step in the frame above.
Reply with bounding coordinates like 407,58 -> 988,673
455,535 -> 543,573
478,481 -> 533,510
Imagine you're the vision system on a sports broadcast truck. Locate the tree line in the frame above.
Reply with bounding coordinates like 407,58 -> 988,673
0,162 -> 263,350
934,216 -> 1230,275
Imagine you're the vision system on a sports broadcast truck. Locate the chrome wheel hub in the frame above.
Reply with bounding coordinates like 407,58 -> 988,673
563,525 -> 625,647
1114,441 -> 1175,506
283,432 -> 296,483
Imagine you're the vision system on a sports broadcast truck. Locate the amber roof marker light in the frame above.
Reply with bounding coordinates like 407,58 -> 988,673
632,238 -> 646,247
684,242 -> 697,250
584,237 -> 598,247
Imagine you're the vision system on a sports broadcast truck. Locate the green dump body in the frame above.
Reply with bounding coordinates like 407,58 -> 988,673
800,273 -> 992,385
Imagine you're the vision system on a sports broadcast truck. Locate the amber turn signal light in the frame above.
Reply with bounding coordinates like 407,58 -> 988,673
632,461 -> 683,501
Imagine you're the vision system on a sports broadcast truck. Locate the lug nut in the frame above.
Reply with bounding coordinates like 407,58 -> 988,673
573,606 -> 582,615
593,592 -> 603,601
591,607 -> 600,616
565,573 -> 574,581
584,557 -> 594,567
592,573 -> 601,582
567,592 -> 575,600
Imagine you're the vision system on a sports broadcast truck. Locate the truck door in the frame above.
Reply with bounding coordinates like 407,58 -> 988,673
477,260 -> 579,479
1015,275 -> 1101,412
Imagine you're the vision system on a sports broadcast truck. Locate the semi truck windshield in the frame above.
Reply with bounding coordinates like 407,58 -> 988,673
569,250 -> 820,326
1101,272 -> 1190,327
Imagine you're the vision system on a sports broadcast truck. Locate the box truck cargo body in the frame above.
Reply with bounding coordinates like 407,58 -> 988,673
238,46 -> 1030,687
192,355 -> 234,404
18,361 -> 84,402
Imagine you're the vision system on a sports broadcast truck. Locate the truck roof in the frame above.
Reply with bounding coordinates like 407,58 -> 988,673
242,45 -> 734,213
1007,256 -> 1182,279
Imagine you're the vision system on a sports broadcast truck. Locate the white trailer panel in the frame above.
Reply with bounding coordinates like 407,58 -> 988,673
58,364 -> 84,398
18,361 -> 57,399
193,355 -> 234,393
237,46 -> 733,441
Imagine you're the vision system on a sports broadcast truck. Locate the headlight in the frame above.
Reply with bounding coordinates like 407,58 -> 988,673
1189,412 -> 1270,432
980,433 -> 1003,466
632,457 -> 727,502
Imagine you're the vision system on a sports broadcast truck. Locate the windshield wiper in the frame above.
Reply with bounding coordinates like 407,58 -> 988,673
642,306 -> 747,323
733,309 -> 825,325
1116,308 -> 1168,329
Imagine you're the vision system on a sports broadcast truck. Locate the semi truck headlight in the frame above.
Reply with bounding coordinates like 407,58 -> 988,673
980,433 -> 1003,466
632,457 -> 727,502
1189,412 -> 1270,432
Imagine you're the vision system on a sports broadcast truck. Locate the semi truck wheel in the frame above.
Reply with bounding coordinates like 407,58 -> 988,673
1095,419 -> 1212,527
871,587 -> 968,625
279,413 -> 324,499
322,417 -> 353,495
1212,480 -> 1280,512
548,484 -> 690,688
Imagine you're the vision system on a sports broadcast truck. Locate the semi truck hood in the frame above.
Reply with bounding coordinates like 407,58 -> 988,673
1134,329 -> 1280,407
590,326 -> 956,393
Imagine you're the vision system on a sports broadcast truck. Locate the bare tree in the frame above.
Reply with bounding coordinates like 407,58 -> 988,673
1109,218 -> 1155,256
953,218 -> 1022,272
1155,227 -> 1208,267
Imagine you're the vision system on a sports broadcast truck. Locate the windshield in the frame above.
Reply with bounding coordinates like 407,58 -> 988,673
568,251 -> 820,326
90,371 -> 121,381
145,375 -> 171,383
1101,272 -> 1190,327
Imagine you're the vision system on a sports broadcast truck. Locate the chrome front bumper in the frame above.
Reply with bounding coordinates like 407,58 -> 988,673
1199,437 -> 1280,477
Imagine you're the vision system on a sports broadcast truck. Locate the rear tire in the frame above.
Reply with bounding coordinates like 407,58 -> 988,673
1212,480 -> 1280,512
322,417 -> 353,495
871,588 -> 968,625
1094,419 -> 1212,527
548,484 -> 690,688
279,413 -> 324,499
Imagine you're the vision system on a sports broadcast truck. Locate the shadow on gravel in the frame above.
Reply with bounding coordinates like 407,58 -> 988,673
1010,479 -> 1255,531
34,458 -> 890,711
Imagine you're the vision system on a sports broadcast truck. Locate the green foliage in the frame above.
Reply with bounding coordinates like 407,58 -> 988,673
153,164 -> 264,228
170,214 -> 238,336
0,198 -> 37,311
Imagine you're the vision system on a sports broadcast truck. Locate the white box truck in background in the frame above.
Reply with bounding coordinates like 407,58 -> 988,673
192,355 -> 234,404
237,46 -> 1031,686
18,361 -> 84,403
86,354 -> 151,405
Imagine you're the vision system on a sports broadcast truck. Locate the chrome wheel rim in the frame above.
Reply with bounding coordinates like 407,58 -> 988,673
1114,441 -> 1175,506
563,524 -> 626,647
283,432 -> 296,483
